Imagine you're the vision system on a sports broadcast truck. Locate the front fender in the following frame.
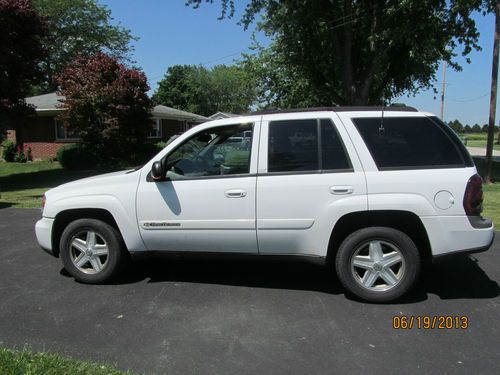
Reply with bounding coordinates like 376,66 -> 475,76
45,194 -> 146,252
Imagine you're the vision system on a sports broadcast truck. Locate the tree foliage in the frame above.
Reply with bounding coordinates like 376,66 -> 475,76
449,119 -> 464,133
189,0 -> 490,106
153,64 -> 256,116
57,52 -> 153,160
0,0 -> 47,119
33,0 -> 135,94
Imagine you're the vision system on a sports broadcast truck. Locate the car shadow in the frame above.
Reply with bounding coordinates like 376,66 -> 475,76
63,252 -> 499,303
117,257 -> 343,295
0,202 -> 13,209
424,254 -> 499,299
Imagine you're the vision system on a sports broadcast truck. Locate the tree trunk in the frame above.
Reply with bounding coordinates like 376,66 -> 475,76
486,0 -> 500,184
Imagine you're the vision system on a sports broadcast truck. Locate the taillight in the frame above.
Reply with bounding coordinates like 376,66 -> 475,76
41,194 -> 46,211
463,174 -> 483,216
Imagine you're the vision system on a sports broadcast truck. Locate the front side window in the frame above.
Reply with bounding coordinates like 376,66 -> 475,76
268,118 -> 351,173
352,116 -> 466,170
165,123 -> 253,179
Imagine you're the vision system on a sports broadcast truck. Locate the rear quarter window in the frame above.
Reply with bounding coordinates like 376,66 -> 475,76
352,116 -> 472,170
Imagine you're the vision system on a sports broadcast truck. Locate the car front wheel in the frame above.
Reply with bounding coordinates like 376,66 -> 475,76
60,218 -> 127,283
335,227 -> 420,303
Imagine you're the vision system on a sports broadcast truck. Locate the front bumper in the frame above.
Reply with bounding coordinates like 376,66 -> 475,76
35,217 -> 54,255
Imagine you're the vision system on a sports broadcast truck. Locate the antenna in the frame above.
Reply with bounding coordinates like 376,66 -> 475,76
379,97 -> 386,134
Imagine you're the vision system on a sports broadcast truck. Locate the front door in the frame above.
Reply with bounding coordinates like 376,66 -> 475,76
136,121 -> 260,253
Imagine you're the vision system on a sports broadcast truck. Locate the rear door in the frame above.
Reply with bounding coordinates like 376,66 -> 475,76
256,113 -> 368,257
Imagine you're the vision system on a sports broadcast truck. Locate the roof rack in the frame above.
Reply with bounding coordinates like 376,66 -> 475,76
250,104 -> 418,115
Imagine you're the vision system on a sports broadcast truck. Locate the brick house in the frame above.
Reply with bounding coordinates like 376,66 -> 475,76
3,93 -> 208,160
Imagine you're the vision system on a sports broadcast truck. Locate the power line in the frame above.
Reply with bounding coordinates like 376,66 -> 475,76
149,3 -> 406,83
200,52 -> 242,65
148,51 -> 244,81
448,93 -> 489,102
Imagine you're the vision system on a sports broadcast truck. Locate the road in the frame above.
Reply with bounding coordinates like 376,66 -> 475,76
0,208 -> 499,375
467,146 -> 500,157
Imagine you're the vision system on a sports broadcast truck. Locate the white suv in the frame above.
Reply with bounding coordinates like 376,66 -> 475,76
35,106 -> 495,302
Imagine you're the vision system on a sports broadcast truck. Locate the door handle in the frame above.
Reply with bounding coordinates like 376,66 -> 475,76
330,186 -> 353,195
225,189 -> 247,198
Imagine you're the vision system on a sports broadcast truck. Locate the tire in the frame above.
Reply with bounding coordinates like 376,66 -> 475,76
60,218 -> 127,284
335,227 -> 420,303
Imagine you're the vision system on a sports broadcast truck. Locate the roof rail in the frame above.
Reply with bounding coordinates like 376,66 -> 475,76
250,105 -> 418,115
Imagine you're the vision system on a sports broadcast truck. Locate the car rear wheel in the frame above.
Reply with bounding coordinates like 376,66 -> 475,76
335,227 -> 420,303
60,219 -> 127,283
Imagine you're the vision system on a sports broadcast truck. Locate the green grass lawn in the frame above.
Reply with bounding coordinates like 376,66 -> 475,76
459,132 -> 500,150
482,183 -> 500,227
0,348 -> 134,375
465,140 -> 500,150
0,161 -> 105,208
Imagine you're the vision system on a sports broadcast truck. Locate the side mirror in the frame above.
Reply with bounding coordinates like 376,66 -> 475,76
151,161 -> 164,181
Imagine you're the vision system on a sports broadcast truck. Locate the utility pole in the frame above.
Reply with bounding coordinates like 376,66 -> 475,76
487,0 -> 500,184
440,61 -> 447,121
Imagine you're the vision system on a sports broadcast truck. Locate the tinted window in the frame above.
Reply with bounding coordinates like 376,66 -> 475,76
430,116 -> 474,167
268,119 -> 351,172
268,119 -> 319,172
321,119 -> 351,170
352,117 -> 465,169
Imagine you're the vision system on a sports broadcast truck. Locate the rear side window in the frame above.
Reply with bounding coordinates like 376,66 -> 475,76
352,116 -> 468,170
268,118 -> 351,173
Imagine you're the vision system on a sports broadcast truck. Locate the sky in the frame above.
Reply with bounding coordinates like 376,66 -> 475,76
100,0 -> 497,125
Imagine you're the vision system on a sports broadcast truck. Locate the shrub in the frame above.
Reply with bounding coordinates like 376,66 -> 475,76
14,145 -> 27,163
156,141 -> 167,150
56,144 -> 98,170
1,140 -> 16,162
127,142 -> 164,165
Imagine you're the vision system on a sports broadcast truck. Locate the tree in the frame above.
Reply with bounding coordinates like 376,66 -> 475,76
0,0 -> 47,121
57,52 -> 153,160
189,0 -> 488,106
472,123 -> 482,132
482,124 -> 489,132
239,39 -> 324,109
153,64 -> 256,116
449,119 -> 464,133
33,0 -> 135,93
465,124 -> 473,133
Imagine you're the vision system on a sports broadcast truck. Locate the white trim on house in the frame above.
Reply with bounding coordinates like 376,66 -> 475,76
148,118 -> 162,139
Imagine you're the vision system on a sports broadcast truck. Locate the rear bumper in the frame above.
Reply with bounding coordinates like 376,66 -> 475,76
35,217 -> 54,255
433,231 -> 495,259
420,215 -> 495,257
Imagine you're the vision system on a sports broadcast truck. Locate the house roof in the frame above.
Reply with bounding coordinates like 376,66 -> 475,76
208,112 -> 238,120
153,105 -> 207,122
25,92 -> 64,113
25,93 -> 208,123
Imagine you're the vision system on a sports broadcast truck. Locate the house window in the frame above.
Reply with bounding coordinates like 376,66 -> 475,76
149,119 -> 162,138
54,119 -> 80,141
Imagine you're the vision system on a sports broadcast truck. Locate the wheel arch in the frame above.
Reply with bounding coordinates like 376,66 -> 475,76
51,208 -> 123,257
326,210 -> 432,265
